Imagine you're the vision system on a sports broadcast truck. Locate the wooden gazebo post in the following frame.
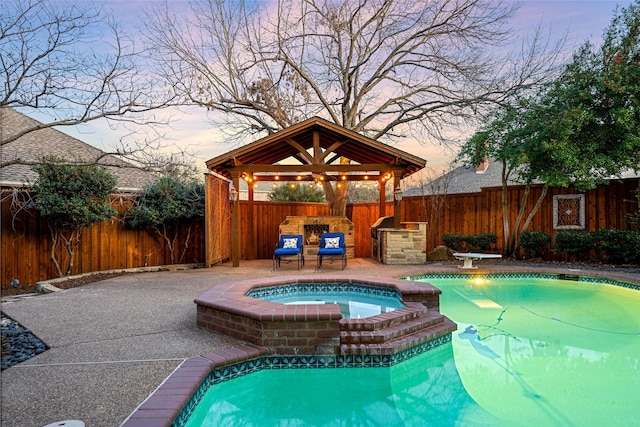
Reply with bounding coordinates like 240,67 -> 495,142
247,174 -> 256,260
393,174 -> 402,228
231,173 -> 240,267
378,176 -> 386,219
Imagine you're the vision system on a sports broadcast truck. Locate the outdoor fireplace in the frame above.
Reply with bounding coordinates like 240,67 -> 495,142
304,224 -> 329,245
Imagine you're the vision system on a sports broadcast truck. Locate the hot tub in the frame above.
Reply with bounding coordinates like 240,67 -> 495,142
246,283 -> 405,319
195,276 -> 455,356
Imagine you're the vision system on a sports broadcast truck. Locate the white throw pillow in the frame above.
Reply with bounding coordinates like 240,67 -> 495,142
325,237 -> 340,249
283,238 -> 298,249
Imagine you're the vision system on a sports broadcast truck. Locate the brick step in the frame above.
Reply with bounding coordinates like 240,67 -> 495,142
340,317 -> 457,356
341,310 -> 444,345
340,302 -> 429,332
314,337 -> 341,355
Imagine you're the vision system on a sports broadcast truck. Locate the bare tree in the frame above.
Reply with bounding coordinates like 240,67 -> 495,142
0,0 -> 180,166
412,166 -> 455,254
145,0 -> 565,211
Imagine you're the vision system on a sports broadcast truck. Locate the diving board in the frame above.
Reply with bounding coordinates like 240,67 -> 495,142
452,252 -> 502,269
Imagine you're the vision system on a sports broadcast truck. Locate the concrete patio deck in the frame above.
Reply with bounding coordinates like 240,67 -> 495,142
1,258 -> 638,427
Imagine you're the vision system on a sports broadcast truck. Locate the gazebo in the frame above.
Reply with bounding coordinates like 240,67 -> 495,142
204,117 -> 426,267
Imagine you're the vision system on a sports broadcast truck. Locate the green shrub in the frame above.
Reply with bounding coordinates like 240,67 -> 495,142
518,230 -> 551,259
554,229 -> 639,264
593,229 -> 640,264
441,233 -> 497,252
441,233 -> 467,252
470,233 -> 498,252
553,231 -> 597,261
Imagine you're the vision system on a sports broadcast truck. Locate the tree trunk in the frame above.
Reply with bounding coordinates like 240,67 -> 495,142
62,228 -> 82,276
178,224 -> 193,264
48,223 -> 64,277
156,224 -> 177,264
509,185 -> 531,257
322,157 -> 350,216
501,160 -> 511,255
520,184 -> 549,234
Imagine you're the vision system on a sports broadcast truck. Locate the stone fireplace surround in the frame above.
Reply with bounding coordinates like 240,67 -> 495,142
278,216 -> 355,259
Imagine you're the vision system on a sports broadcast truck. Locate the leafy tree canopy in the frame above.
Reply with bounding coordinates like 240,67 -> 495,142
126,175 -> 205,264
457,1 -> 640,256
460,0 -> 640,191
346,182 -> 392,203
31,156 -> 117,229
268,183 -> 326,202
126,176 -> 205,229
30,155 -> 117,276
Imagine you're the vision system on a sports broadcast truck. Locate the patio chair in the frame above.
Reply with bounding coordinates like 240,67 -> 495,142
316,232 -> 346,270
273,234 -> 304,270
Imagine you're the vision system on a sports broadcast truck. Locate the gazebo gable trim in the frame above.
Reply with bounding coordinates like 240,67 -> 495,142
205,117 -> 425,179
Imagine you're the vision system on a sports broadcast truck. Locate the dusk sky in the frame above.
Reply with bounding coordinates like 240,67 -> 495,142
42,0 -> 634,176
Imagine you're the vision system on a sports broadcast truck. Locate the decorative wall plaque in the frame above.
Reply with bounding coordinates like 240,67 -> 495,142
553,194 -> 585,229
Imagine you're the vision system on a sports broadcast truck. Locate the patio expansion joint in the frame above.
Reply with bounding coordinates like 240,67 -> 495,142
50,326 -> 198,349
9,357 -> 187,369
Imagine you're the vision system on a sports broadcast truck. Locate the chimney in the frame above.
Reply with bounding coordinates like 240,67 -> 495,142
475,156 -> 489,174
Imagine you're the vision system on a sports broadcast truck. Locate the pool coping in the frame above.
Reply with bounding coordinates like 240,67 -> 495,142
121,344 -> 269,427
406,271 -> 640,291
122,336 -> 456,427
194,275 -> 443,322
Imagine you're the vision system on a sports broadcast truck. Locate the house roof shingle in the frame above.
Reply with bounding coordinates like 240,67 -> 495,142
0,107 -> 155,190
404,160 -> 510,196
404,159 -> 640,197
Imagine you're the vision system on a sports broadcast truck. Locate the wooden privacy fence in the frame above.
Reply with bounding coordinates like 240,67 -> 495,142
2,178 -> 637,287
1,191 -> 205,288
402,179 -> 639,254
230,179 -> 638,263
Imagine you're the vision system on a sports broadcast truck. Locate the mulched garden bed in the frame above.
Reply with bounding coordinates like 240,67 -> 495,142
1,272 -> 132,297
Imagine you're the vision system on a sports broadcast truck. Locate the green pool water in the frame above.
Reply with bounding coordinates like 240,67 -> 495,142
185,276 -> 640,426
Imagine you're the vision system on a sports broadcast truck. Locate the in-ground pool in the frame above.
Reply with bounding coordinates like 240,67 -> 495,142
183,274 -> 640,427
247,284 -> 405,319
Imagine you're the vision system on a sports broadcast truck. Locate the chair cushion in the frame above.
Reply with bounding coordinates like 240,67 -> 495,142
282,238 -> 298,249
324,237 -> 340,249
275,248 -> 300,256
317,248 -> 344,256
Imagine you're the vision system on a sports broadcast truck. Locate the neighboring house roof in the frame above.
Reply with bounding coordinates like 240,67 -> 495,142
0,107 -> 156,191
404,159 -> 510,196
404,158 -> 640,197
